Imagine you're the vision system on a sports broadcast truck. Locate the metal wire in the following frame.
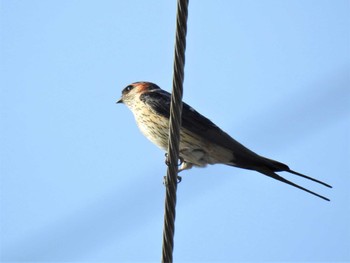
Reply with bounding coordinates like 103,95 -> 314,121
161,0 -> 189,262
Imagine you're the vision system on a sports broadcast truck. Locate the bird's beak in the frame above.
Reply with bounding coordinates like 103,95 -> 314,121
116,97 -> 123,104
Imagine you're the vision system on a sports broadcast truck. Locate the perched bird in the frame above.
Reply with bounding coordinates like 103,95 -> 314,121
117,81 -> 331,201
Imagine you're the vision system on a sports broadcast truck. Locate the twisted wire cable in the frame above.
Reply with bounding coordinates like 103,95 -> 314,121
161,0 -> 189,262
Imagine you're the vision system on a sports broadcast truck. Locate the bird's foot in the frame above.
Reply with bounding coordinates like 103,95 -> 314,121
164,153 -> 184,167
163,175 -> 182,185
163,153 -> 184,185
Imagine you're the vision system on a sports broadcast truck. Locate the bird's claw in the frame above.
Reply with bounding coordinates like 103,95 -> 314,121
164,153 -> 170,166
164,153 -> 184,167
163,175 -> 182,185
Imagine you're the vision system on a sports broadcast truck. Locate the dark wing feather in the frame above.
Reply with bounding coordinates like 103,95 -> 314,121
140,90 -> 263,167
139,90 -> 171,118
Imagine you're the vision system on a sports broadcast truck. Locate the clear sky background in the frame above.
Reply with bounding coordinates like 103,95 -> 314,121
1,0 -> 349,262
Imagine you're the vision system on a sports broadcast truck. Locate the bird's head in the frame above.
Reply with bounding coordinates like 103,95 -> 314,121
116,81 -> 160,109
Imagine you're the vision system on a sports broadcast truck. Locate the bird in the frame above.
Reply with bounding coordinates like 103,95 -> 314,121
116,81 -> 332,201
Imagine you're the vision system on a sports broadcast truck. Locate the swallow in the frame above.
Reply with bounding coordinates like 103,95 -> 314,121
117,81 -> 332,201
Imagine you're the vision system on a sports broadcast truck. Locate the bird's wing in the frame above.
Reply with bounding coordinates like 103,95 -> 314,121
140,90 -> 263,167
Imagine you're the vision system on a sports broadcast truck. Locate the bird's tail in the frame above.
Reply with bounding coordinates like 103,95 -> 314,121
258,168 -> 331,201
255,157 -> 332,201
261,157 -> 332,188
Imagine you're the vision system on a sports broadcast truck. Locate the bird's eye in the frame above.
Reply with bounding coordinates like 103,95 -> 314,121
123,85 -> 134,94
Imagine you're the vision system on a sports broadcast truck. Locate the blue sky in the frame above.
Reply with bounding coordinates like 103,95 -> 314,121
1,0 -> 349,262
